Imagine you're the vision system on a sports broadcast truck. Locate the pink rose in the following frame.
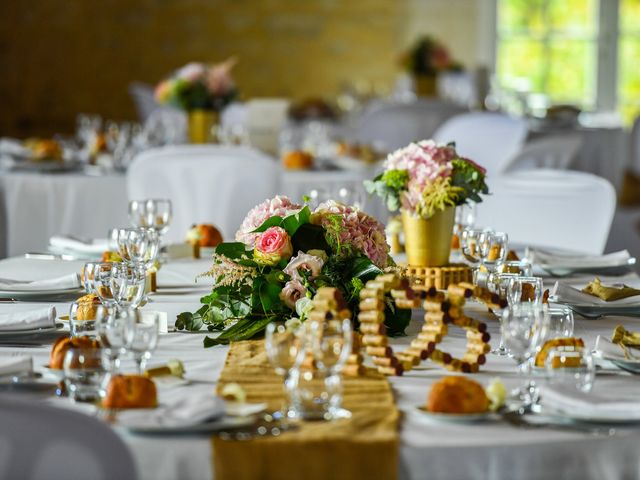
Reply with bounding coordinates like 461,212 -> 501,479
284,251 -> 325,282
253,227 -> 293,266
279,280 -> 307,309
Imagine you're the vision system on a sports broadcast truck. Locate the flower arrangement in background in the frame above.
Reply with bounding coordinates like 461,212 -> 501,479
365,140 -> 489,218
176,195 -> 410,347
154,58 -> 237,111
403,36 -> 462,75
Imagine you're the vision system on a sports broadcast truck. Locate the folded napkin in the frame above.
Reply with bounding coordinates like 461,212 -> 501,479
540,379 -> 640,420
116,393 -> 225,428
0,356 -> 33,377
582,277 -> 640,301
529,249 -> 632,269
0,306 -> 56,331
552,281 -> 640,306
49,235 -> 109,255
0,274 -> 80,292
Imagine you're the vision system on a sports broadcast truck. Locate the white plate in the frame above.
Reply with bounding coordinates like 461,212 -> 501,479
0,324 -> 63,338
118,414 -> 254,434
0,287 -> 81,299
40,365 -> 65,381
539,404 -> 640,424
413,406 -> 496,423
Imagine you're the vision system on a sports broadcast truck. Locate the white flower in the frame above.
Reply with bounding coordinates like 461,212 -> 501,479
295,297 -> 314,319
279,280 -> 307,309
284,252 -> 325,283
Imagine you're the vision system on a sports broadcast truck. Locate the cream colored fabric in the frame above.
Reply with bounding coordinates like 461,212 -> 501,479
212,340 -> 399,480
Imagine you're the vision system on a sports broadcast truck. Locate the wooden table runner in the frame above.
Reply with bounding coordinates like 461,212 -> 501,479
212,340 -> 400,480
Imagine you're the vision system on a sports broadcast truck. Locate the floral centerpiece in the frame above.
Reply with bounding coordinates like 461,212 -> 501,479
402,36 -> 462,96
365,140 -> 488,266
177,196 -> 410,347
155,59 -> 237,143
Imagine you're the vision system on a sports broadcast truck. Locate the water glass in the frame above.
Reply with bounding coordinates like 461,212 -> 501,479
96,306 -> 128,376
461,228 -> 484,265
114,227 -> 160,267
128,199 -> 172,236
265,323 -> 304,419
69,301 -> 98,338
63,347 -> 106,402
335,184 -> 366,210
82,262 -> 100,294
496,260 -> 533,276
544,347 -> 595,393
540,306 -> 574,340
479,231 -> 508,270
110,263 -> 146,309
507,276 -> 544,306
452,202 -> 476,250
124,310 -> 160,374
91,262 -> 116,306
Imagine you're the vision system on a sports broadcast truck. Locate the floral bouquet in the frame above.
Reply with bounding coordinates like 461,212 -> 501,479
177,196 -> 410,347
403,36 -> 462,75
154,58 -> 237,112
365,140 -> 488,218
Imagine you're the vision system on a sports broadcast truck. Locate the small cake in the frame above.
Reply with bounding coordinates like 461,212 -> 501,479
49,336 -> 101,370
535,337 -> 584,368
103,375 -> 158,409
76,293 -> 101,320
282,150 -> 313,170
427,376 -> 489,414
186,224 -> 223,247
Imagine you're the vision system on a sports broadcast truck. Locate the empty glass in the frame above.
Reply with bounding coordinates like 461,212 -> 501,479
63,347 -> 106,402
461,228 -> 484,265
91,262 -> 116,306
69,301 -> 98,338
110,264 -> 146,310
125,310 -> 160,374
452,202 -> 476,250
544,347 -> 595,393
114,227 -> 160,268
96,306 -> 128,377
540,306 -> 575,341
128,199 -> 172,236
335,184 -> 366,210
479,230 -> 508,270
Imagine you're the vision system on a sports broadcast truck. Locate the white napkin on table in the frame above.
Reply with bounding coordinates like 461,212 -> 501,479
529,249 -> 632,269
116,393 -> 225,428
0,274 -> 80,292
0,306 -> 56,331
49,235 -> 109,255
552,282 -> 640,306
540,380 -> 640,420
0,356 -> 33,377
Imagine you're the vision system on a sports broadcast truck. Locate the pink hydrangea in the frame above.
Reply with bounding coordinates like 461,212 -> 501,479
384,140 -> 457,212
311,201 -> 390,268
175,62 -> 206,82
236,196 -> 304,247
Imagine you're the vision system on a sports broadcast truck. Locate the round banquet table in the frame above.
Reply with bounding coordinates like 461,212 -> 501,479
1,256 -> 640,480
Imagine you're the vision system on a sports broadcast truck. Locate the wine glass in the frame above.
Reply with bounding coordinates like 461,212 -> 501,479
538,306 -> 574,343
479,231 -> 508,271
307,187 -> 332,210
91,262 -> 116,306
114,227 -> 160,268
544,347 -> 595,393
109,263 -> 146,310
124,310 -> 160,374
486,272 -> 520,355
265,322 -> 304,420
452,202 -> 476,251
63,347 -> 106,402
335,183 -> 366,210
460,228 -> 484,265
507,276 -> 544,306
128,199 -> 172,236
496,260 -> 533,276
82,262 -> 101,294
501,303 -> 546,404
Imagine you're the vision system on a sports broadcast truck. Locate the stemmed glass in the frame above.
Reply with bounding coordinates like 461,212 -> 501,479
460,228 -> 484,265
478,231 -> 508,271
507,276 -> 544,305
486,272 -> 521,355
109,263 -> 147,310
95,305 -> 128,379
265,323 -> 304,420
124,310 -> 160,374
452,202 -> 476,251
335,184 -> 366,210
63,347 -> 106,402
90,262 -> 116,306
128,199 -> 172,236
114,227 -> 160,268
501,303 -> 546,404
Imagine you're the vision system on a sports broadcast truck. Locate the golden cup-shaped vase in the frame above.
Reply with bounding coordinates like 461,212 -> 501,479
188,109 -> 219,144
402,207 -> 455,267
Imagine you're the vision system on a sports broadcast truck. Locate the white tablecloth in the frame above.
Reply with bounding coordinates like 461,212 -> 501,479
1,256 -> 640,479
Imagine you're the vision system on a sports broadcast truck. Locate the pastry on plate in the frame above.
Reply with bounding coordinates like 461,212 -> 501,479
535,337 -> 584,368
427,376 -> 489,414
103,375 -> 158,409
49,336 -> 101,370
282,150 -> 313,170
186,224 -> 223,248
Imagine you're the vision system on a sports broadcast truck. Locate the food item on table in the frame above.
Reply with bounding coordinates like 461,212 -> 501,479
76,293 -> 101,320
282,150 -> 313,170
534,337 -> 585,368
49,336 -> 101,370
103,375 -> 158,409
220,382 -> 247,403
102,251 -> 123,262
336,142 -> 382,164
427,376 -> 489,414
487,245 -> 501,261
485,378 -> 507,412
582,277 -> 640,302
26,139 -> 63,162
451,233 -> 460,250
612,324 -> 640,347
506,250 -> 519,261
144,359 -> 185,379
186,224 -> 223,247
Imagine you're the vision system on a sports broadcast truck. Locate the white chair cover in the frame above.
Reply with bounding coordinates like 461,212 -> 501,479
0,395 -> 136,480
433,112 -> 528,175
127,145 -> 279,242
503,134 -> 583,172
128,82 -> 159,123
349,99 -> 467,151
475,170 -> 616,255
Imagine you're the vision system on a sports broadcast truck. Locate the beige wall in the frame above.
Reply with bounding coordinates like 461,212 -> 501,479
0,0 -> 485,137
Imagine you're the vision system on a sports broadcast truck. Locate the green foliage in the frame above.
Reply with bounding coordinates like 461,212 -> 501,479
252,206 -> 311,237
364,173 -> 404,212
450,159 -> 489,205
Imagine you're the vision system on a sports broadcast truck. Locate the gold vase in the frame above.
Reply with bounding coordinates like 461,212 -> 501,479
188,109 -> 219,144
402,207 -> 455,267
414,73 -> 437,97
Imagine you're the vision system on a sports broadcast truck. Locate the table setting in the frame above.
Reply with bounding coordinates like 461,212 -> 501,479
2,137 -> 640,480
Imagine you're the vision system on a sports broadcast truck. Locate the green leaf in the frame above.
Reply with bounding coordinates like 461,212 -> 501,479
349,256 -> 383,282
281,206 -> 311,237
384,303 -> 411,337
215,242 -> 249,259
259,281 -> 283,312
252,216 -> 284,233
203,316 -> 274,347
175,312 -> 204,331
292,223 -> 330,253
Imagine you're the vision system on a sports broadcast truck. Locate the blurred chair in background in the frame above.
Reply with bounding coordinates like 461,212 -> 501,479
0,395 -> 136,480
475,169 -> 616,255
502,134 -> 583,172
433,112 -> 528,176
127,145 -> 278,242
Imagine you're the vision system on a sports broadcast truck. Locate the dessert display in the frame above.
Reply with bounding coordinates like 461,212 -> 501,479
282,150 -> 314,170
102,375 -> 158,409
186,224 -> 223,248
49,336 -> 101,370
534,337 -> 585,368
426,376 -> 489,414
75,293 -> 101,320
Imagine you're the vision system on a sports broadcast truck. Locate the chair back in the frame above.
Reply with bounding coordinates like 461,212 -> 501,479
350,99 -> 467,151
475,169 -> 616,255
0,395 -> 136,480
433,112 -> 528,175
503,133 -> 583,172
127,145 -> 279,242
